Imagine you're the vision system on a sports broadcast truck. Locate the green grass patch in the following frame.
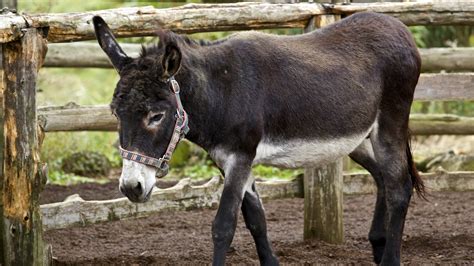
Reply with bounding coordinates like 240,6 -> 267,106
38,68 -> 117,106
48,171 -> 110,186
252,165 -> 301,180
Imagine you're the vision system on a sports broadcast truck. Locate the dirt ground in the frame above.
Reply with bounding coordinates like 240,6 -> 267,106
42,182 -> 473,265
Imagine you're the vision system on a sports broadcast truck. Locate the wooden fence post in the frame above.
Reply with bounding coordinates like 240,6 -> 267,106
303,13 -> 344,244
0,0 -> 17,10
303,161 -> 344,243
0,28 -> 48,265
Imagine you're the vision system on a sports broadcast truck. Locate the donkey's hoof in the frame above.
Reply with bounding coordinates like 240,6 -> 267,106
380,256 -> 400,266
262,255 -> 279,266
370,238 -> 386,264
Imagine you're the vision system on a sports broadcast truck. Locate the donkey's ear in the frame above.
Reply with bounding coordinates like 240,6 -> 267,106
92,16 -> 129,73
161,42 -> 182,79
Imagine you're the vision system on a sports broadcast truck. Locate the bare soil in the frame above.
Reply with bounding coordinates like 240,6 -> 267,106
42,182 -> 474,265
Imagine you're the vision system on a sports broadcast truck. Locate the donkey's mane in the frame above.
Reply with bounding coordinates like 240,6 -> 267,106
139,32 -> 231,58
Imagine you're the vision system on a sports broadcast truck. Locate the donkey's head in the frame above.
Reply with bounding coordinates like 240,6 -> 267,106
93,16 -> 185,202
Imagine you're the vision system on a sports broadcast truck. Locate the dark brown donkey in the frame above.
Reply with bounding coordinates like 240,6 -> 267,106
93,11 -> 424,265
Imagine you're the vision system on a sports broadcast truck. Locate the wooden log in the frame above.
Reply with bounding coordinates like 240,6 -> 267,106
343,170 -> 474,195
419,48 -> 474,73
41,176 -> 223,230
331,2 -> 474,26
0,13 -> 27,43
0,28 -> 48,266
1,2 -> 474,43
415,73 -> 474,101
38,103 -> 116,132
44,44 -> 474,73
39,170 -> 474,230
257,176 -> 304,200
19,3 -> 327,43
44,43 -> 140,68
303,160 -> 344,243
409,114 -> 474,135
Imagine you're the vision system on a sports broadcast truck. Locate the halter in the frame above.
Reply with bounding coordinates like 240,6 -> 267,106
118,76 -> 189,175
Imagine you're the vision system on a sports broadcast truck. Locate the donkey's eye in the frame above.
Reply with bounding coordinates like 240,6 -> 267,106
148,113 -> 164,125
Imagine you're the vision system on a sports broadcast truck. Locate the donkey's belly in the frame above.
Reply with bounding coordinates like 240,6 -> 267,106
253,131 -> 370,169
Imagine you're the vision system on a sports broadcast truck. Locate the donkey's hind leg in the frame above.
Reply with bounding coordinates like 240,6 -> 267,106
370,123 -> 413,265
349,139 -> 386,264
241,181 -> 279,265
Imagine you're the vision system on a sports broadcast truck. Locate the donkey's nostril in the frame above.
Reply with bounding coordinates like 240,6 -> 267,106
134,182 -> 143,195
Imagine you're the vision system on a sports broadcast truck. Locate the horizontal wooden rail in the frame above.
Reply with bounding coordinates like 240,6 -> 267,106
38,103 -> 474,135
419,48 -> 474,73
44,43 -> 141,68
41,176 -> 224,230
415,73 -> 474,101
331,2 -> 474,25
409,114 -> 474,135
40,170 -> 474,230
3,3 -> 326,43
44,43 -> 474,73
38,103 -> 117,132
2,2 -> 474,43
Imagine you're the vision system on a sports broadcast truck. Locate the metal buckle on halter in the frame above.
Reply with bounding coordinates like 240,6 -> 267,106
170,78 -> 180,93
155,158 -> 169,177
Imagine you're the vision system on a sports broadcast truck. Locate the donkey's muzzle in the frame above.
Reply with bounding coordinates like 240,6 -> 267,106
120,159 -> 157,203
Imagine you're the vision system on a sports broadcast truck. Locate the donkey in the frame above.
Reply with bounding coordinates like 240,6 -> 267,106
93,11 -> 424,265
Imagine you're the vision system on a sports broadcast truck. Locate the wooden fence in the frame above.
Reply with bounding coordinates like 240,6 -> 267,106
1,2 -> 474,264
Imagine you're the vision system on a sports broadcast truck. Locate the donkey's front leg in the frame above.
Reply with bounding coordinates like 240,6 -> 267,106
212,153 -> 253,266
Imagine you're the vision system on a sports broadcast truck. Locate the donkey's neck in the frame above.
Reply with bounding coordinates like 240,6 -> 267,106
174,45 -> 229,152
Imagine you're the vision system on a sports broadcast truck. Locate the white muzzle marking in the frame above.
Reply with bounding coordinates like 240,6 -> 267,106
119,159 -> 157,202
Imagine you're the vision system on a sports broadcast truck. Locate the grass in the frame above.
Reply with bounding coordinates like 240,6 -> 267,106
252,165 -> 301,181
48,171 -> 110,186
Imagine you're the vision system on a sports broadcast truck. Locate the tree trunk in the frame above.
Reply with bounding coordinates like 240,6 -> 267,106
0,28 -> 48,266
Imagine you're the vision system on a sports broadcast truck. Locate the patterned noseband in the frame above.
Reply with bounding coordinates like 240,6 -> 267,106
118,76 -> 189,174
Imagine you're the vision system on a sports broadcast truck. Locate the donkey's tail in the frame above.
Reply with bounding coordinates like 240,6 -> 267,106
406,135 -> 426,199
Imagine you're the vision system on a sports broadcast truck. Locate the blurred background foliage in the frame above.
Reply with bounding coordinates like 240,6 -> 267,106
17,1 -> 473,184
